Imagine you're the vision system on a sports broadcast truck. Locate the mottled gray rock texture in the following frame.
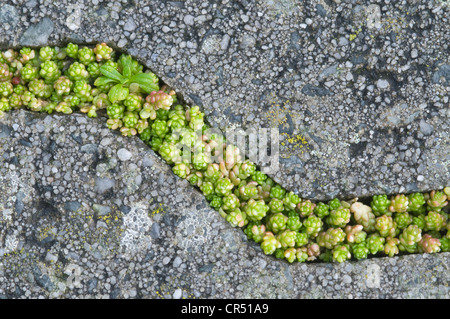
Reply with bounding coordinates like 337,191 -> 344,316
0,110 -> 448,299
0,0 -> 449,299
0,0 -> 448,201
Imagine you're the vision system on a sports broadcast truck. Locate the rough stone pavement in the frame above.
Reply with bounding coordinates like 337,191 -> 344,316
0,0 -> 448,298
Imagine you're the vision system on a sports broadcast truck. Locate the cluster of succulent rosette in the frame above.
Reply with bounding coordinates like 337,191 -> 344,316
0,44 -> 449,263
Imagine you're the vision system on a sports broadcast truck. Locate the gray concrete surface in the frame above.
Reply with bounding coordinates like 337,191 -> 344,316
0,0 -> 449,298
0,110 -> 448,298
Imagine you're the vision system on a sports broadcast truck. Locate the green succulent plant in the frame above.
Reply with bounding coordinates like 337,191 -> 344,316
326,206 -> 351,228
371,194 -> 391,216
261,232 -> 281,255
328,198 -> 341,211
77,46 -> 95,65
55,101 -> 72,114
53,76 -> 73,96
352,242 -> 369,260
251,171 -> 268,184
106,103 -> 125,119
87,62 -> 101,78
366,233 -> 385,255
39,46 -> 56,61
269,184 -> 286,200
172,162 -> 191,179
426,191 -> 448,212
277,230 -> 297,248
1,44 -> 448,265
295,247 -> 309,262
266,213 -> 288,234
294,232 -> 308,248
344,224 -> 367,244
314,202 -> 330,219
418,234 -> 441,254
225,208 -> 248,228
139,127 -> 152,142
0,82 -> 13,98
151,119 -> 169,138
283,247 -> 297,263
236,180 -> 259,201
215,177 -> 234,197
399,225 -> 422,253
375,215 -> 397,238
19,47 -> 36,63
93,43 -> 113,62
0,97 -> 11,112
389,194 -> 409,213
20,64 -> 38,82
424,211 -> 447,231
302,215 -> 323,238
283,191 -> 301,211
439,237 -> 450,252
286,214 -> 302,232
394,212 -> 412,230
95,54 -> 159,103
297,199 -> 316,218
245,199 -> 270,222
268,198 -> 285,214
244,223 -> 266,243
40,60 -> 61,83
384,237 -> 400,257
332,244 -> 351,263
65,43 -> 79,59
408,192 -> 426,213
73,80 -> 93,102
8,93 -> 22,109
222,193 -> 240,212
67,62 -> 89,81
316,227 -> 345,249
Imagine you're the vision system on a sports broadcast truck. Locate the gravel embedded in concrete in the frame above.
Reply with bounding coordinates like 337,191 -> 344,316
0,109 -> 448,299
0,0 -> 449,299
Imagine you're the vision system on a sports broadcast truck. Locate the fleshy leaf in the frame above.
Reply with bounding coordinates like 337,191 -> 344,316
139,108 -> 151,119
138,82 -> 160,93
130,72 -> 159,93
108,83 -> 129,103
94,76 -> 118,87
99,65 -> 125,83
120,54 -> 133,79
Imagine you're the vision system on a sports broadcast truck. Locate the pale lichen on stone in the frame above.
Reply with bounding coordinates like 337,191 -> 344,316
120,201 -> 153,257
175,207 -> 216,253
0,168 -> 33,255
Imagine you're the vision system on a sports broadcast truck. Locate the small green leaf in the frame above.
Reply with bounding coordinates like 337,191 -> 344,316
130,73 -> 159,93
131,60 -> 142,75
139,109 -> 151,119
108,83 -> 129,103
87,108 -> 97,118
129,82 -> 140,94
94,76 -> 117,87
130,72 -> 158,85
137,82 -> 160,94
120,55 -> 133,79
100,65 -> 125,83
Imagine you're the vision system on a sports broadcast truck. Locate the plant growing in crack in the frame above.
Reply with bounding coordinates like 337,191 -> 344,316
0,43 -> 449,264
95,54 -> 160,103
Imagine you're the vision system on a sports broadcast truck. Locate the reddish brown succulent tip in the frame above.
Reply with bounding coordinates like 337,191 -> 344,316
12,77 -> 21,85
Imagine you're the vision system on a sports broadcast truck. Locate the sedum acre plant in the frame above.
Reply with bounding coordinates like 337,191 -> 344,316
0,44 -> 449,264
